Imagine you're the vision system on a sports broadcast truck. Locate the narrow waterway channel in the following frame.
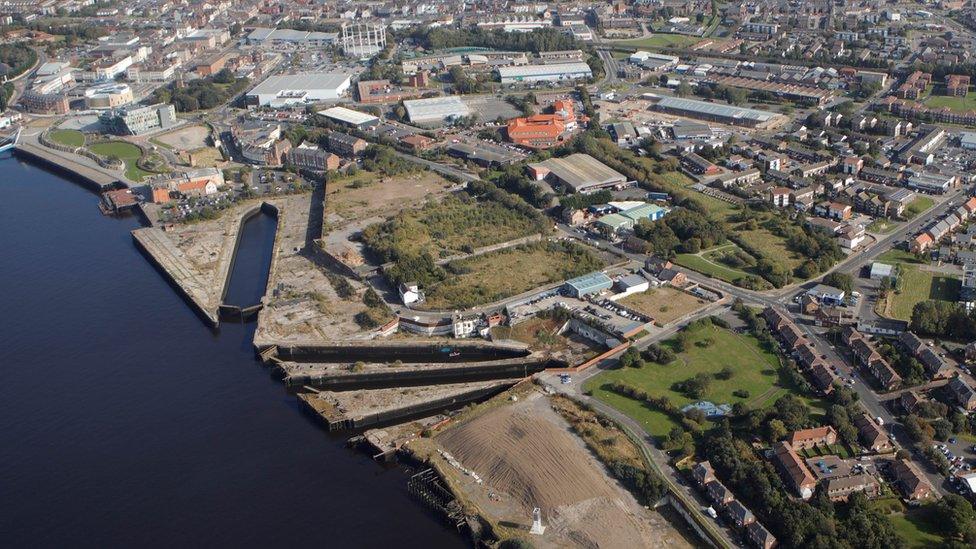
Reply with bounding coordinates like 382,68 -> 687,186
222,207 -> 277,309
0,155 -> 464,549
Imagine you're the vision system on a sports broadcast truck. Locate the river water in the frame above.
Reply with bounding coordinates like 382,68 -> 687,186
0,156 -> 464,548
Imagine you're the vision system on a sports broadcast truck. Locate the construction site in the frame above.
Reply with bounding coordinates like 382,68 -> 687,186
403,382 -> 697,548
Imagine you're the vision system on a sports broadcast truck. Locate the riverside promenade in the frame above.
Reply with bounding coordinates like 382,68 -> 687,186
15,133 -> 129,190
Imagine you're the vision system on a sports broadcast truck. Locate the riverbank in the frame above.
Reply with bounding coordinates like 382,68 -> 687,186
0,156 -> 465,548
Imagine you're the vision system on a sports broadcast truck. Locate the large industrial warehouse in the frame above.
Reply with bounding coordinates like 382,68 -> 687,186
245,73 -> 351,107
497,62 -> 593,83
527,153 -> 628,193
403,95 -> 471,124
646,94 -> 789,129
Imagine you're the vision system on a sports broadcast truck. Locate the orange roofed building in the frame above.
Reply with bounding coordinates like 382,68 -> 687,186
506,99 -> 577,149
150,167 -> 224,204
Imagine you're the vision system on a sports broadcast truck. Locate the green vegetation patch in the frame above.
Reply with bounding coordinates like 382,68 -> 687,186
867,218 -> 900,234
904,196 -> 935,220
362,193 -> 547,262
869,499 -> 944,549
88,141 -> 157,181
675,247 -> 751,284
48,129 -> 85,148
586,322 -> 784,437
418,241 -> 606,310
877,248 -> 928,265
923,91 -> 976,113
882,264 -> 960,321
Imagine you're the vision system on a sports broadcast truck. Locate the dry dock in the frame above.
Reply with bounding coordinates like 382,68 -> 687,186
131,202 -> 277,327
298,379 -> 520,431
277,356 -> 561,390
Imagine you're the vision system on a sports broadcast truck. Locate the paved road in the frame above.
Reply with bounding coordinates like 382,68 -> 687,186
539,303 -> 740,549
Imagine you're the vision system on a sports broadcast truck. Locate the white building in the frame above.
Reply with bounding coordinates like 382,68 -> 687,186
498,62 -> 593,84
452,315 -> 479,338
403,95 -> 470,124
245,73 -> 351,107
399,282 -> 424,306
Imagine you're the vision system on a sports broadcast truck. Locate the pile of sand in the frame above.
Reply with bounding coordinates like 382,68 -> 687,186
438,403 -> 616,513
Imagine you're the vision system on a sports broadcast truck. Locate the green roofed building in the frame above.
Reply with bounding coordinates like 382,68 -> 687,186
621,203 -> 667,223
596,213 -> 634,235
563,272 -> 613,298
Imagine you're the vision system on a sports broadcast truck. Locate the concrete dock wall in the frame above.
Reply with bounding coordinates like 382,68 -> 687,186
271,341 -> 530,363
14,144 -> 122,192
132,230 -> 220,327
284,358 -> 560,390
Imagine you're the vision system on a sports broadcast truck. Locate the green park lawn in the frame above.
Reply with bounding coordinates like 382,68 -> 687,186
904,196 -> 935,219
614,34 -> 701,49
876,248 -> 928,265
88,141 -> 156,182
881,264 -> 960,321
48,129 -> 84,148
675,245 -> 752,284
658,171 -> 694,188
585,322 -> 790,438
924,91 -> 976,112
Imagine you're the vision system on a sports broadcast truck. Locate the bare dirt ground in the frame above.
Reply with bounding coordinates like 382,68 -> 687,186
254,193 -> 388,345
153,125 -> 210,151
434,391 -> 693,548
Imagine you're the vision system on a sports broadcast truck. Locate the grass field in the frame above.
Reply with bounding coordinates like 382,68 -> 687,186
659,171 -> 694,188
614,34 -> 701,49
419,242 -> 606,310
870,499 -> 944,548
882,264 -> 961,320
48,129 -> 85,148
619,286 -> 708,326
924,91 -> 976,112
88,141 -> 155,181
904,196 -> 935,219
675,243 -> 762,285
867,218 -> 901,234
586,322 -> 788,437
877,248 -> 928,265
675,250 -> 751,284
738,227 -> 806,271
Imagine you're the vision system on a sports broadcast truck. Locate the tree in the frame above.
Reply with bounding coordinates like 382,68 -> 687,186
939,494 -> 976,541
903,414 -> 934,445
823,272 -> 854,294
765,418 -> 787,442
620,347 -> 643,368
675,80 -> 691,97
